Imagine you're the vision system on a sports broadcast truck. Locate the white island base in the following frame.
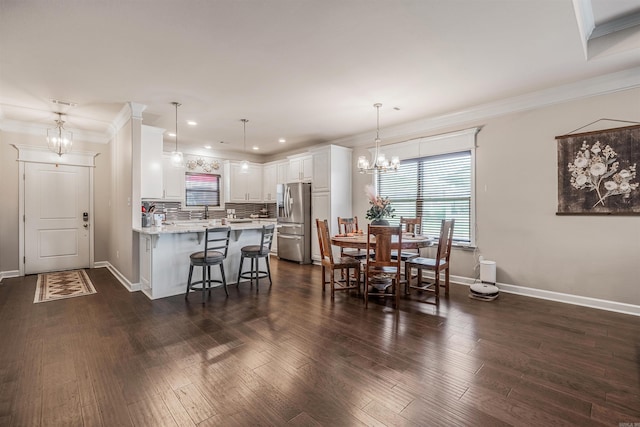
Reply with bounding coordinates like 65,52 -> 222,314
136,222 -> 272,300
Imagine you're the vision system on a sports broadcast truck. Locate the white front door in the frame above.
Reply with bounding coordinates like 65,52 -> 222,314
24,163 -> 90,274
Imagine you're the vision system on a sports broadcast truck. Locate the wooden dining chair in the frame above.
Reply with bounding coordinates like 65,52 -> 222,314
404,219 -> 455,304
316,219 -> 360,299
337,216 -> 369,259
364,225 -> 402,309
392,216 -> 422,261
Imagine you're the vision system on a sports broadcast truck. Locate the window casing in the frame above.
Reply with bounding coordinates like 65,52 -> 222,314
185,172 -> 221,207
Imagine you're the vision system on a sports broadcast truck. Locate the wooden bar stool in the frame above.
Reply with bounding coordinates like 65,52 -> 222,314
237,224 -> 275,292
185,226 -> 231,304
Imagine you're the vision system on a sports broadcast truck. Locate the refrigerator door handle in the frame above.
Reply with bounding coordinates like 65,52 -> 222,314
279,235 -> 300,239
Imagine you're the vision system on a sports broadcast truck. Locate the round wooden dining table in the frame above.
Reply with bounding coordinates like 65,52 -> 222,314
331,233 -> 433,250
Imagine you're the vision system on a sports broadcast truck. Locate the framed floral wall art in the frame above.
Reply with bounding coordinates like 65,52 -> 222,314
556,124 -> 640,215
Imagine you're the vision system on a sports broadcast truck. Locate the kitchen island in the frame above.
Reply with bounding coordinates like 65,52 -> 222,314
135,221 -> 274,300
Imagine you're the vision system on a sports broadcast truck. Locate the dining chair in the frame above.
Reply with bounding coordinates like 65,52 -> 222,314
237,224 -> 275,292
337,216 -> 370,258
364,225 -> 402,309
185,226 -> 231,304
404,219 -> 455,303
316,219 -> 360,299
391,216 -> 422,261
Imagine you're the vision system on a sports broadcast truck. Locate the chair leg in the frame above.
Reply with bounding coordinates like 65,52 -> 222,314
237,256 -> 244,286
265,256 -> 272,286
444,267 -> 450,296
321,266 -> 326,291
364,272 -> 369,308
207,265 -> 213,298
201,266 -> 207,304
185,264 -> 194,299
220,263 -> 228,296
330,268 -> 335,300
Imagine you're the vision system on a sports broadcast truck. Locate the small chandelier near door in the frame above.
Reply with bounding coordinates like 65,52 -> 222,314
357,103 -> 399,174
170,101 -> 184,167
47,112 -> 73,157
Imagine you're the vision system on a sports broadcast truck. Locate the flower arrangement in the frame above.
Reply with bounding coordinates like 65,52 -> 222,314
568,140 -> 638,207
364,185 -> 395,221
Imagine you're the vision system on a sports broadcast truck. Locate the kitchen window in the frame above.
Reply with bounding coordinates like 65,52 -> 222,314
185,172 -> 221,207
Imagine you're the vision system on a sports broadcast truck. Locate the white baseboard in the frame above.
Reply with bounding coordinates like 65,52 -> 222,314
447,274 -> 640,317
0,270 -> 20,283
94,261 -> 141,292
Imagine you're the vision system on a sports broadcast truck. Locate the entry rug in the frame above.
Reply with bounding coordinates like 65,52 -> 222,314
34,269 -> 97,303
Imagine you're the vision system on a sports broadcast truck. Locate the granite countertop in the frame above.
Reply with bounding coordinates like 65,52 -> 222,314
134,220 -> 273,235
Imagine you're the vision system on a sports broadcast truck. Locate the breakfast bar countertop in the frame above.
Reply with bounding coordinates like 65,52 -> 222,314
134,220 -> 272,235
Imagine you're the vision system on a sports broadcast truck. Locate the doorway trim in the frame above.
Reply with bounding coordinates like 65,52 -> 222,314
13,144 -> 99,276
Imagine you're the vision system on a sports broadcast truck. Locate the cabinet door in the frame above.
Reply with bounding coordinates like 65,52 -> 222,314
300,155 -> 313,181
246,164 -> 263,202
263,164 -> 276,201
288,157 -> 302,182
162,156 -> 185,201
276,161 -> 289,185
228,163 -> 249,202
141,126 -> 164,199
311,192 -> 330,262
312,149 -> 330,192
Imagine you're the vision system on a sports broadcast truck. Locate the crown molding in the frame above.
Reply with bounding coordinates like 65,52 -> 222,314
334,66 -> 640,149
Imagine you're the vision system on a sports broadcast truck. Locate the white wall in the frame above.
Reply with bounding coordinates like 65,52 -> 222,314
353,87 -> 640,307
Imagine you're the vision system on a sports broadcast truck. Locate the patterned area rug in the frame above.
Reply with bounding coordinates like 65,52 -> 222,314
34,269 -> 97,303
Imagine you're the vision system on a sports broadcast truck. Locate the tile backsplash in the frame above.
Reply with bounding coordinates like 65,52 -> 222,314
143,201 -> 276,221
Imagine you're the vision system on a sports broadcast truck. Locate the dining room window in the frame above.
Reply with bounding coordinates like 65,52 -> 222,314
185,172 -> 221,207
377,150 -> 473,245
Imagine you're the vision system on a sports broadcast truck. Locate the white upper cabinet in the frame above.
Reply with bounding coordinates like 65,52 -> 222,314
162,155 -> 185,201
140,125 -> 164,199
224,161 -> 263,202
288,154 -> 313,182
262,163 -> 278,202
276,161 -> 289,185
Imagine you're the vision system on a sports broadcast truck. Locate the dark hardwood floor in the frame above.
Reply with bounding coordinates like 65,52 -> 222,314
0,259 -> 638,426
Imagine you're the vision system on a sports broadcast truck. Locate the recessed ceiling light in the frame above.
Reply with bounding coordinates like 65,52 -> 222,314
278,138 -> 286,143
187,120 -> 197,126
204,145 -> 212,149
167,132 -> 176,137
252,146 -> 259,151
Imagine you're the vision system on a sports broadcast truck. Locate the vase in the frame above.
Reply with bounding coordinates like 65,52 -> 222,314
371,219 -> 389,226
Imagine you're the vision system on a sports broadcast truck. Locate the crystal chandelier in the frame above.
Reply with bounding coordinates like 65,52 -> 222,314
357,103 -> 399,174
46,112 -> 73,156
170,101 -> 183,167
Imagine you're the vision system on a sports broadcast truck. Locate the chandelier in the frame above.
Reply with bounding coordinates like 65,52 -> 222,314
46,112 -> 73,156
357,103 -> 399,174
170,101 -> 183,167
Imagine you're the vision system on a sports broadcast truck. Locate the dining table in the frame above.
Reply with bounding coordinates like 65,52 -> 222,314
331,233 -> 433,250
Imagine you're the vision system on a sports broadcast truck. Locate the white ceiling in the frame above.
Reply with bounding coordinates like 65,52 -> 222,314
1,0 -> 639,157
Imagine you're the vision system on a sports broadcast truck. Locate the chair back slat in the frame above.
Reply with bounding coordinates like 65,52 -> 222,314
435,219 -> 455,264
367,225 -> 402,267
204,226 -> 231,257
400,217 -> 422,235
316,219 -> 334,263
260,224 -> 276,252
337,217 -> 359,234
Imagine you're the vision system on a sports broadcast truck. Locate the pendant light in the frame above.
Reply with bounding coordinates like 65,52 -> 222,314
240,118 -> 249,173
170,101 -> 183,167
46,112 -> 73,156
357,103 -> 399,174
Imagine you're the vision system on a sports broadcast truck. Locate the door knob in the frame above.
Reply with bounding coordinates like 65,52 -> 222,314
83,224 -> 89,228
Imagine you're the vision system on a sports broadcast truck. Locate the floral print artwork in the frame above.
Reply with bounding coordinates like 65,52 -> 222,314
568,141 -> 638,207
557,125 -> 640,214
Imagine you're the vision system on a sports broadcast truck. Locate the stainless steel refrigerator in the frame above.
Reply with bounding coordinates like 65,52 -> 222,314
277,182 -> 311,264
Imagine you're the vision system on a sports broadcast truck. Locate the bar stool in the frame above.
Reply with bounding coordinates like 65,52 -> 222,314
237,224 -> 275,291
185,226 -> 231,304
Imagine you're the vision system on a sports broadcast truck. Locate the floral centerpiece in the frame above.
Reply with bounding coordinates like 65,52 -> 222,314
365,185 -> 395,225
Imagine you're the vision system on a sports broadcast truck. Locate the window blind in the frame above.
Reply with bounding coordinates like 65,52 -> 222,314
377,151 -> 471,243
185,172 -> 221,207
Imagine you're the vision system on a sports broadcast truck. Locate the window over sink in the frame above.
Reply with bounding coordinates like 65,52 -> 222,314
185,172 -> 221,207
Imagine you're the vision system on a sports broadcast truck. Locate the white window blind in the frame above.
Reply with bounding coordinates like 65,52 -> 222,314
377,151 -> 472,243
185,172 -> 221,207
